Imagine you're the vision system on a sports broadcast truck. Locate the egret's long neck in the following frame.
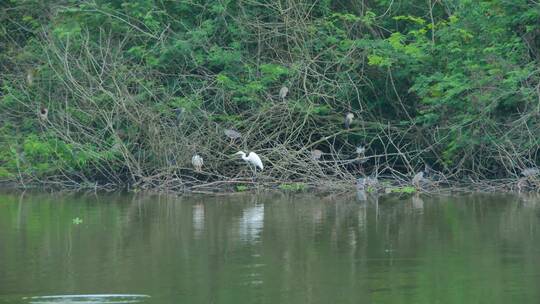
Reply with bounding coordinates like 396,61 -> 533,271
237,151 -> 247,160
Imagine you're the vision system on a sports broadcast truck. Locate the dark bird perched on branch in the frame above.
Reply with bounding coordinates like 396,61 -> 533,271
279,86 -> 289,101
311,149 -> 323,161
521,167 -> 539,177
356,177 -> 367,191
224,129 -> 242,142
175,107 -> 184,124
517,167 -> 539,192
26,69 -> 35,86
412,171 -> 424,189
192,154 -> 203,172
344,112 -> 354,129
355,145 -> 367,163
39,107 -> 48,121
412,164 -> 433,189
357,176 -> 379,191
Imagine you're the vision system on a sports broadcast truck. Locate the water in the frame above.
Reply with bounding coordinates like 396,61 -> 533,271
1,191 -> 540,303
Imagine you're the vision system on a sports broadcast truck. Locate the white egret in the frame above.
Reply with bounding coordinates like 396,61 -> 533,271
279,86 -> 289,101
191,154 -> 203,172
344,112 -> 354,129
235,151 -> 263,179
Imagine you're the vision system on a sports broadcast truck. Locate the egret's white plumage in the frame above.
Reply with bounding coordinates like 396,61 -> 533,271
235,151 -> 263,170
192,154 -> 203,172
235,151 -> 263,181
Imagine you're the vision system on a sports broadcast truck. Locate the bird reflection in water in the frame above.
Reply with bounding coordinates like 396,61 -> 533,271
412,194 -> 424,213
192,203 -> 205,238
238,204 -> 264,243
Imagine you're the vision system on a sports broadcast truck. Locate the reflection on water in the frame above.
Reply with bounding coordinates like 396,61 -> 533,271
412,194 -> 424,212
24,294 -> 149,304
192,203 -> 205,239
1,192 -> 540,304
356,190 -> 367,201
518,193 -> 540,208
237,204 -> 264,243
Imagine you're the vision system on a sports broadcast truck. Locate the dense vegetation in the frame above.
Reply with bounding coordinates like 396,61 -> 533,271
1,0 -> 539,190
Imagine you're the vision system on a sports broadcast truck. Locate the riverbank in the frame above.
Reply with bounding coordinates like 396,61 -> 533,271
2,175 -> 538,196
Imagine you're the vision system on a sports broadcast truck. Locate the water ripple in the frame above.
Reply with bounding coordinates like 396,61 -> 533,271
23,294 -> 150,304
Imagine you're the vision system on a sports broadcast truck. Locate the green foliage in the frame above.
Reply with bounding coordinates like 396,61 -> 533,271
236,185 -> 249,192
391,186 -> 417,194
1,0 -> 539,186
278,183 -> 307,192
0,167 -> 13,179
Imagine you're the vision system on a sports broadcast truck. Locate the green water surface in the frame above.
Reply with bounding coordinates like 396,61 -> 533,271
1,191 -> 539,303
